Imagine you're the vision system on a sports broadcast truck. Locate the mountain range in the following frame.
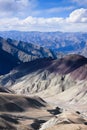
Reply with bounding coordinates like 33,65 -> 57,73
0,34 -> 87,130
0,31 -> 87,57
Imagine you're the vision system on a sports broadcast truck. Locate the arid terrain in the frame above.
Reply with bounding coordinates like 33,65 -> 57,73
0,89 -> 53,130
0,88 -> 87,130
0,0 -> 87,129
0,52 -> 87,130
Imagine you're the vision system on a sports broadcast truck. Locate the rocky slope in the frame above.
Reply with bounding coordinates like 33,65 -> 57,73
0,92 -> 51,130
0,37 -> 56,74
0,54 -> 87,130
39,111 -> 87,130
0,54 -> 87,103
0,91 -> 86,130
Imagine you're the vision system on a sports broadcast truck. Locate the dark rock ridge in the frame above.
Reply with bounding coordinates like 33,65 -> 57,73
0,37 -> 56,74
0,48 -> 20,74
0,86 -> 13,93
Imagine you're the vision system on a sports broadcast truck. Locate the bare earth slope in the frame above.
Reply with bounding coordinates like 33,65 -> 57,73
39,111 -> 87,130
0,54 -> 87,110
0,92 -> 52,130
0,54 -> 87,96
0,92 -> 87,130
0,54 -> 87,130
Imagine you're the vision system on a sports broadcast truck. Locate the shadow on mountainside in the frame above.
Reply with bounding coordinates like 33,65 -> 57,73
3,54 -> 87,81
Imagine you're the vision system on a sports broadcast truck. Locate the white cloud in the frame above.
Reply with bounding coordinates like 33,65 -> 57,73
0,16 -> 64,31
67,8 -> 87,23
0,8 -> 87,32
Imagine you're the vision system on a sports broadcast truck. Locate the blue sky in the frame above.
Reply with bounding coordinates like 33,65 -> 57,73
0,0 -> 87,32
37,0 -> 74,17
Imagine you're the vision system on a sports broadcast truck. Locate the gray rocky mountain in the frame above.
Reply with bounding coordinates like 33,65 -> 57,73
0,37 -> 56,74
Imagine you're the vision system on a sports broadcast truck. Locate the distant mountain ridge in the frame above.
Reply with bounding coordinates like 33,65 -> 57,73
0,31 -> 87,57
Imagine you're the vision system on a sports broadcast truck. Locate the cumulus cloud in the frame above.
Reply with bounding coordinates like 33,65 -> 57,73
67,8 -> 87,23
0,16 -> 64,31
0,8 -> 87,32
